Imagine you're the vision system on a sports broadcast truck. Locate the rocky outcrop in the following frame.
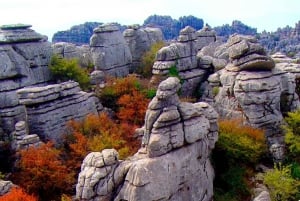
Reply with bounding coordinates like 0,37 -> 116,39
76,77 -> 218,201
0,180 -> 14,196
143,15 -> 204,40
52,22 -> 102,45
90,23 -> 132,77
214,20 -> 257,41
123,25 -> 163,72
152,26 -> 216,97
204,34 -> 300,143
52,42 -> 93,67
0,24 -> 52,138
11,121 -> 42,151
17,81 -> 102,142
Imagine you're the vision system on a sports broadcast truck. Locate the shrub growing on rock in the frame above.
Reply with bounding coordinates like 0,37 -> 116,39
12,142 -> 74,200
49,54 -> 90,90
139,41 -> 165,78
283,109 -> 300,162
263,164 -> 300,201
217,118 -> 267,164
213,118 -> 267,201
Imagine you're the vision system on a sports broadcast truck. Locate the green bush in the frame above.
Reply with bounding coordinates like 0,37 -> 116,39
217,119 -> 267,164
283,109 -> 300,162
139,41 -> 165,78
49,55 -> 90,90
263,164 -> 300,201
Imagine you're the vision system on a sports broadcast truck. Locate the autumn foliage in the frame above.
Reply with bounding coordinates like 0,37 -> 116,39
0,187 -> 37,201
13,142 -> 74,200
65,113 -> 139,160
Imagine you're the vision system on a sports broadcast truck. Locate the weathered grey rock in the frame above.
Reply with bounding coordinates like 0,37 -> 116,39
0,24 -> 46,44
76,77 -> 218,201
11,121 -> 42,150
253,191 -> 271,201
90,70 -> 105,85
0,180 -> 14,196
202,34 -> 300,144
90,23 -> 132,77
152,26 -> 213,96
196,25 -> 216,50
0,26 -> 52,137
226,34 -> 275,71
52,42 -> 93,67
124,25 -> 163,72
17,81 -> 103,142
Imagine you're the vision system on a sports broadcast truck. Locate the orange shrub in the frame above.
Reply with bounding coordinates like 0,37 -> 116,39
117,90 -> 149,126
0,187 -> 37,201
13,142 -> 74,200
66,113 -> 139,159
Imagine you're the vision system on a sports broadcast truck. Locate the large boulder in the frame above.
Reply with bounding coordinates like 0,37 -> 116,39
123,25 -> 163,72
90,23 -> 132,77
76,77 -> 218,201
52,42 -> 93,67
17,81 -> 103,142
152,26 -> 216,97
0,24 -> 52,136
204,34 -> 300,144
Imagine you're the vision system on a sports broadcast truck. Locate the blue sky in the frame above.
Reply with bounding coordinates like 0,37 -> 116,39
0,0 -> 299,40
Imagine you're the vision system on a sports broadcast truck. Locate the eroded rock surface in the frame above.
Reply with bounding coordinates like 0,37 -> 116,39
17,81 -> 103,142
76,77 -> 218,201
152,26 -> 216,97
123,25 -> 163,72
90,23 -> 132,77
203,34 -> 300,143
0,25 -> 52,137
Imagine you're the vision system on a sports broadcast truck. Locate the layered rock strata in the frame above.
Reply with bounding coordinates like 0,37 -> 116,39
76,77 -> 218,201
52,42 -> 93,67
17,81 -> 102,142
90,23 -> 132,77
11,121 -> 42,151
152,26 -> 216,97
0,24 -> 52,136
204,34 -> 300,143
123,25 -> 163,72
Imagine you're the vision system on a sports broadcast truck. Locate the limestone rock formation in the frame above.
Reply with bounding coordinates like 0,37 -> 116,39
152,26 -> 216,97
0,180 -> 14,196
52,42 -> 93,67
204,34 -> 300,143
76,77 -> 218,201
0,24 -> 52,137
11,121 -> 42,151
52,22 -> 102,45
90,23 -> 132,77
123,25 -> 163,72
17,81 -> 103,142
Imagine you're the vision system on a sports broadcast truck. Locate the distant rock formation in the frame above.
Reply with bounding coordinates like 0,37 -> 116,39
214,20 -> 257,41
52,42 -> 93,67
143,15 -> 204,40
0,24 -> 52,138
258,21 -> 300,55
203,34 -> 300,144
152,25 -> 216,97
90,23 -> 132,77
52,22 -> 102,45
17,81 -> 102,142
123,25 -> 164,72
76,77 -> 218,201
